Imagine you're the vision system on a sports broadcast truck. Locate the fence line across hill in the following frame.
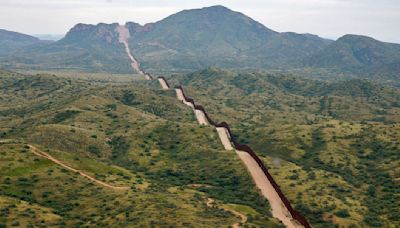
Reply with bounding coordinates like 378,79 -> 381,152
131,31 -> 310,226
151,75 -> 310,228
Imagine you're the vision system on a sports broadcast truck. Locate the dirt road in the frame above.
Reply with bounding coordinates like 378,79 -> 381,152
175,88 -> 195,109
216,127 -> 234,150
29,145 -> 130,191
194,109 -> 209,125
236,151 -> 302,228
171,86 -> 304,227
158,78 -> 170,90
115,25 -> 144,75
115,48 -> 307,227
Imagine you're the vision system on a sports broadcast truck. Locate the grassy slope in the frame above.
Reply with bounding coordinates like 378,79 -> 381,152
0,70 -> 283,227
172,68 -> 400,227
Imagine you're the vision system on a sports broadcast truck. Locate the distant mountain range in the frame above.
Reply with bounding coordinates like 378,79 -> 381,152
33,34 -> 64,41
126,5 -> 332,71
0,5 -> 399,83
0,23 -> 131,73
0,29 -> 49,57
304,34 -> 400,82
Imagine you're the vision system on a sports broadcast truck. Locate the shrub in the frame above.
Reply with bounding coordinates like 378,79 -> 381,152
334,209 -> 350,218
88,145 -> 101,156
120,91 -> 138,106
53,110 -> 80,123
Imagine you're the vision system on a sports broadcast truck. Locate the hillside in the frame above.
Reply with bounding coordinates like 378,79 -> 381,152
170,68 -> 400,227
0,29 -> 45,57
129,5 -> 331,72
0,70 -> 283,227
303,35 -> 400,83
1,5 -> 332,74
306,35 -> 400,68
2,5 -> 400,84
1,67 -> 399,227
1,24 -> 133,73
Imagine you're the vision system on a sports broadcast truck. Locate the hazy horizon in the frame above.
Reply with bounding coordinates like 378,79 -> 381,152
1,0 -> 400,43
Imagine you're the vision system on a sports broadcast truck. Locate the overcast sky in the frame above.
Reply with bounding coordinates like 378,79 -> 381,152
0,0 -> 399,43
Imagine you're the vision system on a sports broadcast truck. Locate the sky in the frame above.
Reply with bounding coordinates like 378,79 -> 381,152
0,0 -> 399,43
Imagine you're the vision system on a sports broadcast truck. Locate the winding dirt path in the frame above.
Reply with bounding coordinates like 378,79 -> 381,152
116,25 -> 144,75
28,145 -> 129,191
206,197 -> 214,207
207,198 -> 247,228
229,209 -> 247,228
206,198 -> 247,228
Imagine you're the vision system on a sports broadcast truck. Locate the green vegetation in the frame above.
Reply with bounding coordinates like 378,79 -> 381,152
1,6 -> 332,75
1,5 -> 399,227
53,110 -> 80,123
0,29 -> 44,57
129,5 -> 330,73
304,35 -> 400,85
174,68 -> 400,227
0,70 -> 282,227
1,23 -> 133,73
1,5 -> 399,88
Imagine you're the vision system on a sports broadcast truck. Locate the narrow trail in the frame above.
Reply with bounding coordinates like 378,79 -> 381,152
115,25 -> 144,75
117,32 -> 310,228
206,198 -> 247,228
28,144 -> 130,191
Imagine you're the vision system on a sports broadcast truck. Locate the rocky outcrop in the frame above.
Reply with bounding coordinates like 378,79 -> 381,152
64,23 -> 120,44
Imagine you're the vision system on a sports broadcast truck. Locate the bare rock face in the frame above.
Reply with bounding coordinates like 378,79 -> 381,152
64,23 -> 120,44
68,23 -> 94,33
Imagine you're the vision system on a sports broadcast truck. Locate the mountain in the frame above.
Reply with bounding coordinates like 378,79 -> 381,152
0,29 -> 39,43
304,35 -> 400,82
306,34 -> 400,68
2,5 -> 399,81
1,5 -> 332,73
1,23 -> 133,73
129,5 -> 332,72
33,34 -> 64,41
0,29 -> 45,57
